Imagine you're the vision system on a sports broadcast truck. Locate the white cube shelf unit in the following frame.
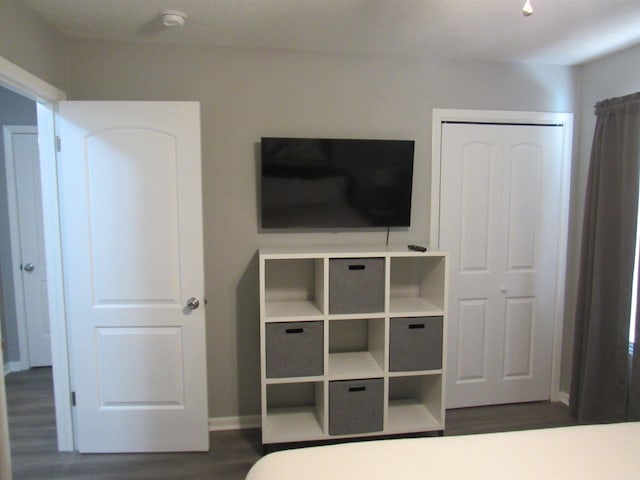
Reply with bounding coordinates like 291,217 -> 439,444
259,246 -> 448,446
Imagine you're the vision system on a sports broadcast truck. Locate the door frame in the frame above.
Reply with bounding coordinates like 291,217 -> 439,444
3,124 -> 43,371
0,56 -> 73,451
430,108 -> 574,404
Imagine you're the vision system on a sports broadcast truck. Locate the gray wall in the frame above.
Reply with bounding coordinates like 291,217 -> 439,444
66,40 -> 577,417
0,0 -> 68,92
11,0 -> 635,417
0,87 -> 37,367
559,43 -> 640,392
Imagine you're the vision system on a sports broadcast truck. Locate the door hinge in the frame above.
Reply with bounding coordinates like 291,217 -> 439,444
56,136 -> 62,152
71,391 -> 76,406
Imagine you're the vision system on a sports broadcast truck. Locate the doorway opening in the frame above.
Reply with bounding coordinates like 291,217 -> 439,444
0,55 -> 73,460
1,88 -> 50,372
0,85 -> 56,471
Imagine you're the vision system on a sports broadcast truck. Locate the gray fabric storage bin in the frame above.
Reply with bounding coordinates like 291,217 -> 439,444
266,321 -> 323,378
329,258 -> 385,314
389,316 -> 443,372
329,378 -> 383,435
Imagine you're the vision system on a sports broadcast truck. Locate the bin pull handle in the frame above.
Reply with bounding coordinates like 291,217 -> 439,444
349,386 -> 367,392
285,328 -> 304,334
348,265 -> 365,270
409,323 -> 425,329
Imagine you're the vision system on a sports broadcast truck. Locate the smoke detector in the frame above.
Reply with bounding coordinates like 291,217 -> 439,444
160,9 -> 187,27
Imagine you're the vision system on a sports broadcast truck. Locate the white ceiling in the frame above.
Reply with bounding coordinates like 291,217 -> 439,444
21,0 -> 640,65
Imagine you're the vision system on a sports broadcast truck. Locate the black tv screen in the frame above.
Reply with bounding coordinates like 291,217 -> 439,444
260,137 -> 414,229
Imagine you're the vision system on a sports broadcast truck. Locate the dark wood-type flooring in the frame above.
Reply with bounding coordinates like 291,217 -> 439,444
5,368 -> 578,479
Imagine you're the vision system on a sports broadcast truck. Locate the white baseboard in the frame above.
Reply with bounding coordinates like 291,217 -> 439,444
3,361 -> 23,376
209,415 -> 261,431
558,391 -> 569,406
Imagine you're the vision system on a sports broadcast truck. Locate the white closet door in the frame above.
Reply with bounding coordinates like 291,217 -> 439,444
440,123 -> 564,408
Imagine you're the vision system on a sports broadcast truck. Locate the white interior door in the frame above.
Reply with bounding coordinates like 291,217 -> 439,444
57,101 -> 208,453
3,125 -> 51,368
440,123 -> 564,409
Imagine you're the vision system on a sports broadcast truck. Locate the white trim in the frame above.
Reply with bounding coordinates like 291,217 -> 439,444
3,362 -> 23,377
549,114 -> 574,403
0,55 -> 72,452
36,104 -> 73,451
431,108 -> 574,407
209,415 -> 262,431
558,391 -> 570,407
3,125 -> 38,373
0,57 -> 65,103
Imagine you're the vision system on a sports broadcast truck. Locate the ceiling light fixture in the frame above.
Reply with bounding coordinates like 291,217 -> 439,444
522,0 -> 533,16
160,9 -> 187,27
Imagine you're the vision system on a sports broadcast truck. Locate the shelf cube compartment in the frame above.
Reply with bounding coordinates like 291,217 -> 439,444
266,321 -> 324,378
389,256 -> 446,315
387,375 -> 443,433
328,318 -> 385,378
329,257 -> 385,314
389,316 -> 443,372
263,258 -> 324,318
265,382 -> 325,442
329,378 -> 383,435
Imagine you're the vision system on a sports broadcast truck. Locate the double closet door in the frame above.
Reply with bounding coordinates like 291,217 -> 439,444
439,122 -> 566,409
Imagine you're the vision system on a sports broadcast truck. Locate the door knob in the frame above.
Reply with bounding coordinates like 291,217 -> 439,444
499,285 -> 507,293
186,297 -> 200,310
23,263 -> 35,273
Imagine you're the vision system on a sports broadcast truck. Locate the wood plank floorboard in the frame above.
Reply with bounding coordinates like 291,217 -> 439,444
6,368 -> 578,479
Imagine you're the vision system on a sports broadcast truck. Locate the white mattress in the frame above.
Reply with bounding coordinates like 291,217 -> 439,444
246,422 -> 640,480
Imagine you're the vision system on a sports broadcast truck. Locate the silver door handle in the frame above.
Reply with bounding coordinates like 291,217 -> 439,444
186,297 -> 200,310
23,263 -> 35,273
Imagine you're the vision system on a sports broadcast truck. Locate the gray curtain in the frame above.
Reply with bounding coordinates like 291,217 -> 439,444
571,91 -> 640,422
630,343 -> 640,420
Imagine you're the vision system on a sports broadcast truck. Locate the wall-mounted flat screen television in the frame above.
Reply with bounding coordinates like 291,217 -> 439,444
260,137 -> 414,229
